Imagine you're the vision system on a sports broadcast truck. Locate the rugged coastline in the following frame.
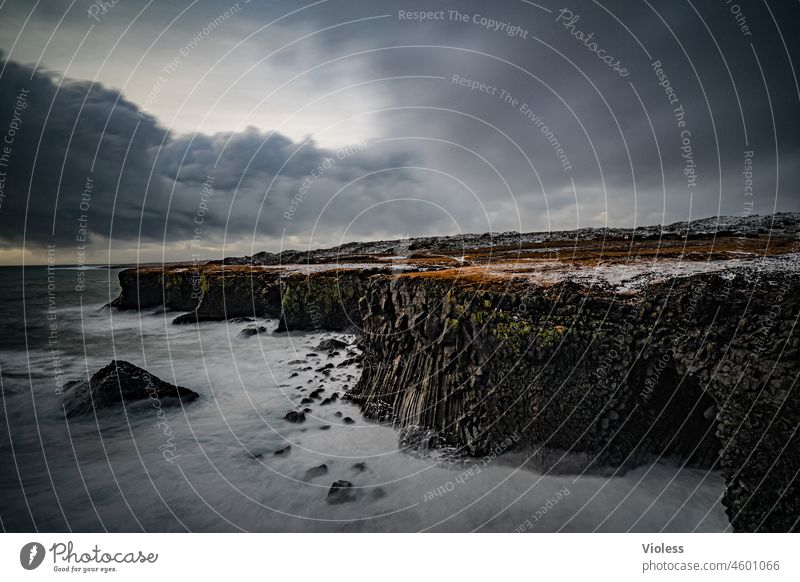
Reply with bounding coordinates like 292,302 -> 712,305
108,213 -> 800,532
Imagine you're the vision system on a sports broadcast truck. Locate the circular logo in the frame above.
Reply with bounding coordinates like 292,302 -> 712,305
20,542 -> 46,570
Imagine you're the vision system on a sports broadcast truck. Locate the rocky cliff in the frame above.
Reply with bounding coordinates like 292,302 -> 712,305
109,213 -> 800,532
349,255 -> 799,533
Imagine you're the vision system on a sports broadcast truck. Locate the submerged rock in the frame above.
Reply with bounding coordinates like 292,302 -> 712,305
326,480 -> 357,504
303,464 -> 329,480
62,360 -> 198,417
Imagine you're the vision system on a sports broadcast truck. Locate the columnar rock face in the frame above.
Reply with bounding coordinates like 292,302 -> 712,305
350,263 -> 800,533
276,269 -> 386,332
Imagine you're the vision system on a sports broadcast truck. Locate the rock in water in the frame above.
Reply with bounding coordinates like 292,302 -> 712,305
62,360 -> 199,417
315,338 -> 350,352
284,410 -> 306,423
326,480 -> 357,504
238,324 -> 268,338
303,464 -> 329,480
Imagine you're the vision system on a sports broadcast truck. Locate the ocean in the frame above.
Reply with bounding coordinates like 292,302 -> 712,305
0,265 -> 730,532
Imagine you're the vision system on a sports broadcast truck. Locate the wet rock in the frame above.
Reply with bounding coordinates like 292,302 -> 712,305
326,480 -> 357,504
284,410 -> 306,423
334,411 -> 343,418
316,338 -> 350,352
62,360 -> 198,417
351,462 -> 367,472
319,425 -> 331,430
274,445 -> 291,456
362,400 -> 396,423
288,359 -> 306,365
303,464 -> 329,480
230,317 -> 255,323
238,324 -> 268,338
172,311 -> 201,325
343,417 -> 356,425
300,398 -> 314,405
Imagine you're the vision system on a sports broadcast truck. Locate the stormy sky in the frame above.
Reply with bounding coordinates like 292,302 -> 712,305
0,0 -> 798,265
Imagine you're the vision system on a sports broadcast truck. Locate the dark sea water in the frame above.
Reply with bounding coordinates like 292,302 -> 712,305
0,266 -> 730,532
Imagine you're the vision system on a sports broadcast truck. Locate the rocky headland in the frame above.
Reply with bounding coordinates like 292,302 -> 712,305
108,213 -> 800,532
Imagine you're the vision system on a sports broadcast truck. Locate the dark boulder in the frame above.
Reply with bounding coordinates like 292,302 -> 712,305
284,410 -> 306,423
326,480 -> 357,504
238,325 -> 268,338
62,360 -> 198,417
316,338 -> 350,352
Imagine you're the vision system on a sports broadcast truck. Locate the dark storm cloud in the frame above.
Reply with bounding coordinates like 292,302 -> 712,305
0,54 -> 420,254
0,0 -> 799,262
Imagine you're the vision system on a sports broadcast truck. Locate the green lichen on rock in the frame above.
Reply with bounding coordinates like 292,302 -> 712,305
536,324 -> 567,348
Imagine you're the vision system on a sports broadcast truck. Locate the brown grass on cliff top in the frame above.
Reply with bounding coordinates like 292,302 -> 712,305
133,234 -> 794,277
